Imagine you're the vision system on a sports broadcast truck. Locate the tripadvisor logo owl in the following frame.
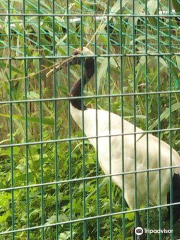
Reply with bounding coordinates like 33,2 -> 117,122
135,227 -> 143,235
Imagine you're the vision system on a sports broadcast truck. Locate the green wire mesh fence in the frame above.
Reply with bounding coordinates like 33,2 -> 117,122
0,0 -> 180,239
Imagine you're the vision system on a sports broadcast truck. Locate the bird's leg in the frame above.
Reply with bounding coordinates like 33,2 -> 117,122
132,211 -> 147,240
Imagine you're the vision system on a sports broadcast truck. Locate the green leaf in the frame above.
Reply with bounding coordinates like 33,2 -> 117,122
147,0 -> 158,14
59,231 -> 71,240
109,0 -> 129,16
0,211 -> 11,223
27,91 -> 40,99
176,56 -> 180,71
0,193 -> 11,208
172,0 -> 180,13
16,163 -> 26,172
0,61 -> 22,74
137,102 -> 180,142
0,114 -> 54,125
0,147 -> 20,157
149,102 -> 180,130
126,212 -> 135,221
45,215 -> 57,225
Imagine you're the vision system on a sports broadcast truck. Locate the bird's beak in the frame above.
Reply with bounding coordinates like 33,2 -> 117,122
46,52 -> 81,77
58,55 -> 81,70
64,48 -> 82,67
66,56 -> 81,66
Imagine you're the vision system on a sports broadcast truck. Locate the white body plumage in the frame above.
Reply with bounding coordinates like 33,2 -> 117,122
70,104 -> 180,210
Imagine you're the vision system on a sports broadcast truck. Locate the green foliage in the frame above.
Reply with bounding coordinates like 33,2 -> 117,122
0,0 -> 180,239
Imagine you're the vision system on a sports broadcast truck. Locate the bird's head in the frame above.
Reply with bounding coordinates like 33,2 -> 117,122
46,47 -> 94,78
60,47 -> 95,80
64,47 -> 94,66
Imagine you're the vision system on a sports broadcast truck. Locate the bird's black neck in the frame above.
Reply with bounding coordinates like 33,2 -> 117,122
70,58 -> 95,110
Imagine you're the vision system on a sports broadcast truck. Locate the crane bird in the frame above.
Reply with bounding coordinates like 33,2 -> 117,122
61,47 -> 180,238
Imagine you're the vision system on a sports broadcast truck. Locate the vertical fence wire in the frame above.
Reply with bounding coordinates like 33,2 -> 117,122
7,1 -> 15,239
23,0 -> 30,238
107,1 -> 113,239
145,1 -> 150,238
37,0 -> 45,238
120,1 -> 126,239
93,1 -> 101,238
66,2 -> 74,239
168,1 -> 174,239
52,1 -> 60,239
157,1 -> 163,239
132,3 -> 139,239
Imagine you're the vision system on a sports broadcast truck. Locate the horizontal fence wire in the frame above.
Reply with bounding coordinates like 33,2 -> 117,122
1,202 -> 180,237
0,0 -> 180,239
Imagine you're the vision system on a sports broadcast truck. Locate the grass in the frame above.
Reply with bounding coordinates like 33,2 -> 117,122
0,0 -> 180,239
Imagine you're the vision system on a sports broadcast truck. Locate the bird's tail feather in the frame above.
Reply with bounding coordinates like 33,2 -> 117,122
167,173 -> 180,223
